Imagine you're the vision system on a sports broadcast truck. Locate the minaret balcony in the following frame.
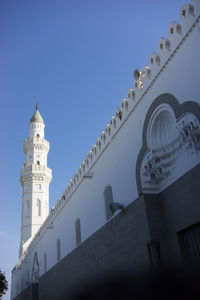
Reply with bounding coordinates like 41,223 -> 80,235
20,164 -> 52,179
24,137 -> 50,152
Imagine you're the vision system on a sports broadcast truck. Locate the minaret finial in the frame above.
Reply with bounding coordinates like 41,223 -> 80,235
36,102 -> 38,111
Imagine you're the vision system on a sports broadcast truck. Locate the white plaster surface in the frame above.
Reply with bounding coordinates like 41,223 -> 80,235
11,2 -> 200,298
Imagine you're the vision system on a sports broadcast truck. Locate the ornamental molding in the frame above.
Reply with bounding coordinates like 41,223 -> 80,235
24,137 -> 50,153
136,94 -> 200,194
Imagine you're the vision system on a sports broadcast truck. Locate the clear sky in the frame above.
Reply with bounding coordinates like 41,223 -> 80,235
0,0 -> 188,298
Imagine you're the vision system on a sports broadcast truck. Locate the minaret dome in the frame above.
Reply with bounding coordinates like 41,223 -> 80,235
29,103 -> 45,139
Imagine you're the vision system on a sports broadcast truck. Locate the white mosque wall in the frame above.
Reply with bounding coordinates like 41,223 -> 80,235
11,2 -> 200,298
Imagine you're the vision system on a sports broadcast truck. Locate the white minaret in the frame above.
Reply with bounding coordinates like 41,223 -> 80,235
19,104 -> 52,257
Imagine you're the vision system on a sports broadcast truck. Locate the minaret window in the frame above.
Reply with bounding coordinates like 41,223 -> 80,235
36,134 -> 40,138
37,161 -> 40,166
37,199 -> 41,216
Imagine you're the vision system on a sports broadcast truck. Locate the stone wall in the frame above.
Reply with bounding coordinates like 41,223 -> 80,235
13,283 -> 38,300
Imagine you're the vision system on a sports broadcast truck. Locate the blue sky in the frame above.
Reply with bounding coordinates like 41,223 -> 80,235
0,0 -> 188,298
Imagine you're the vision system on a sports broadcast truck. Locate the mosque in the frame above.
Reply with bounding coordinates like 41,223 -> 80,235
11,1 -> 200,299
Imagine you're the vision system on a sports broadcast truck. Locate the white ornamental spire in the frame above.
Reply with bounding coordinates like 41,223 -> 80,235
29,102 -> 45,139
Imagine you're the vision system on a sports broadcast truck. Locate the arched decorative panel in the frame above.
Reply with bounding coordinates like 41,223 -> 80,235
136,94 -> 200,194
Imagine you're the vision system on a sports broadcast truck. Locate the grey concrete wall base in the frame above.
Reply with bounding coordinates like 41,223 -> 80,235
39,195 -> 151,300
143,163 -> 200,267
13,283 -> 39,300
160,163 -> 200,265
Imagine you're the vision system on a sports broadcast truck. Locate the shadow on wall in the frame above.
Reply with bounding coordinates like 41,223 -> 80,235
69,265 -> 200,300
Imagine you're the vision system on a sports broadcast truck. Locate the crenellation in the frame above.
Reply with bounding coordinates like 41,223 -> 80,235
158,37 -> 170,52
81,160 -> 86,171
92,144 -> 97,155
133,69 -> 140,81
127,88 -> 135,102
192,0 -> 200,14
149,52 -> 160,77
168,21 -> 182,37
85,156 -> 89,168
105,124 -> 111,136
75,171 -> 79,182
78,166 -> 82,177
88,150 -> 93,162
64,189 -> 68,198
121,98 -> 128,112
73,175 -> 77,185
134,78 -> 142,90
70,179 -> 73,189
141,66 -> 151,79
76,173 -> 79,183
157,38 -> 171,69
115,107 -> 122,121
110,116 -> 117,129
96,138 -> 101,153
179,4 -> 195,33
140,66 -> 151,89
133,69 -> 144,92
100,131 -> 106,144
167,21 -> 182,52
